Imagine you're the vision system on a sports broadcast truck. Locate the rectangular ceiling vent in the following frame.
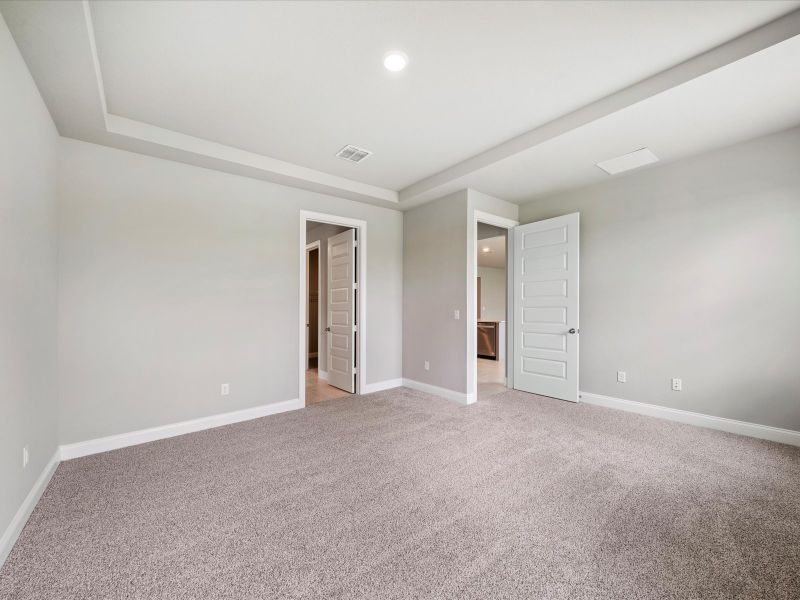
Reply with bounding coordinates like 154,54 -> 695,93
596,148 -> 659,175
336,144 -> 372,163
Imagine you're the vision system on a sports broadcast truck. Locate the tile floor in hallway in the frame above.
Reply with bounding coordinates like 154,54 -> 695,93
305,367 -> 351,404
477,357 -> 507,399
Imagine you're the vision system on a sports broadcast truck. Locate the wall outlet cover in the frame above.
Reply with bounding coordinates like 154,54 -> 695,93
424,361 -> 430,371
617,371 -> 627,383
221,383 -> 230,396
671,378 -> 682,391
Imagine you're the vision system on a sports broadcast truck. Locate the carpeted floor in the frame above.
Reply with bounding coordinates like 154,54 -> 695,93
1,387 -> 799,600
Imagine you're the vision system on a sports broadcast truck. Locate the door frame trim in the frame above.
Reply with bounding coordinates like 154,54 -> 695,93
299,211 -> 367,406
470,210 -> 519,402
305,240 -> 321,371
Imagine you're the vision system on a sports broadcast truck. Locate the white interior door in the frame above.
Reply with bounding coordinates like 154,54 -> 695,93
327,229 -> 356,393
513,213 -> 579,402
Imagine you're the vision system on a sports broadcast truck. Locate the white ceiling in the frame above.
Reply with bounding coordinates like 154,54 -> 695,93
458,33 -> 800,204
478,236 -> 506,269
477,222 -> 507,241
2,0 -> 800,210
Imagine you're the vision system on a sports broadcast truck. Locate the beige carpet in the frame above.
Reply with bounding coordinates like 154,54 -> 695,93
1,387 -> 798,599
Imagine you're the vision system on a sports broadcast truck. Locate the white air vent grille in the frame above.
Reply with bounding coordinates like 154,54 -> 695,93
596,148 -> 659,175
336,145 -> 372,163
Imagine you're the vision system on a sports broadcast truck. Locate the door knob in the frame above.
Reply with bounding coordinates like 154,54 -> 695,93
325,327 -> 331,332
568,328 -> 578,334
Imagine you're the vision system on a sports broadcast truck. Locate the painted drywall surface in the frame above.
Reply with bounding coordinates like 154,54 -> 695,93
468,189 -> 519,222
403,189 -> 518,395
0,14 -> 59,542
306,222 -> 349,374
519,126 -> 800,431
478,266 -> 506,321
403,190 -> 469,392
57,138 -> 403,444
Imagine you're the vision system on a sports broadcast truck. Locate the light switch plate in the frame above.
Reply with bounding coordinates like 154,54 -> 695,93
453,309 -> 460,320
221,383 -> 230,396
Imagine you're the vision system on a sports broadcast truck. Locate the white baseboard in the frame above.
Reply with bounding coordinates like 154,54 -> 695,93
580,391 -> 800,447
60,398 -> 303,460
0,449 -> 60,569
363,378 -> 403,394
318,370 -> 329,381
402,379 -> 476,405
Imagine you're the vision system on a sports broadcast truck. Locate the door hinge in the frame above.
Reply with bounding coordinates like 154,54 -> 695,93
353,241 -> 358,248
353,282 -> 358,290
353,367 -> 357,374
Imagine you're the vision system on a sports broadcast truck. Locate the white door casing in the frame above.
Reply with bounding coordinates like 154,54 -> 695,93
513,213 -> 579,402
327,229 -> 356,393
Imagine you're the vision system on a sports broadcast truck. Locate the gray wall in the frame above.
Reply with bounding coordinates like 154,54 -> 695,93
403,190 -> 469,391
478,266 -> 506,321
519,126 -> 800,431
306,222 -> 349,375
403,189 -> 518,395
57,138 -> 403,444
0,14 -> 59,545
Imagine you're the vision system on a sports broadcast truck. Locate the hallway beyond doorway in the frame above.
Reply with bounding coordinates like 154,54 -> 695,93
305,367 -> 350,404
477,357 -> 506,399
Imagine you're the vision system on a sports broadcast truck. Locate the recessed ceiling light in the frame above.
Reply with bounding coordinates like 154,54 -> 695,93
481,247 -> 492,253
596,148 -> 659,175
383,51 -> 408,72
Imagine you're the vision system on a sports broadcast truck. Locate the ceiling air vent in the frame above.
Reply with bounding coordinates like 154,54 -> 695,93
335,145 -> 372,163
596,148 -> 659,175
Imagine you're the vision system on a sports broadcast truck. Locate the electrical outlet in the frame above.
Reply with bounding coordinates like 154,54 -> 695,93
453,309 -> 460,320
221,383 -> 230,396
617,371 -> 627,383
22,446 -> 29,468
424,361 -> 430,371
671,378 -> 682,392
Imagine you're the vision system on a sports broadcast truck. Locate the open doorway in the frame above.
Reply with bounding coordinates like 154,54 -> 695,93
306,242 -> 320,371
305,221 -> 353,404
476,222 -> 509,399
300,211 -> 368,407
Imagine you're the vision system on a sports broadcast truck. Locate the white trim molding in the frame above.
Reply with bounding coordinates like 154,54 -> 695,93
473,210 -> 519,230
60,399 -> 303,460
581,392 -> 800,447
403,379 -> 476,406
318,370 -> 329,381
0,450 -> 60,568
363,379 -> 404,394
